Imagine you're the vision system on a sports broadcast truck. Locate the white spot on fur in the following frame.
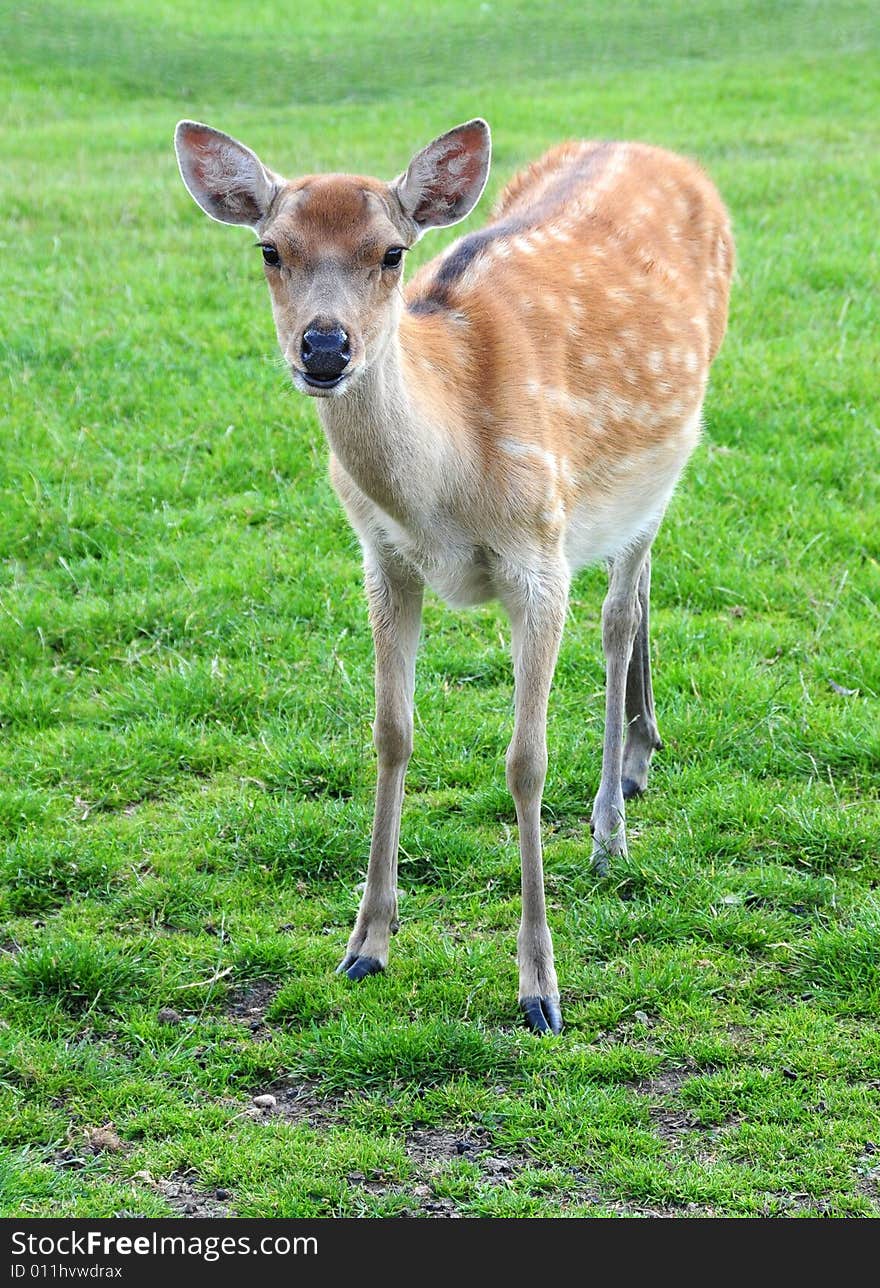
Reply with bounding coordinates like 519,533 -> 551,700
631,400 -> 659,427
542,498 -> 566,526
500,424 -> 556,464
530,383 -> 621,430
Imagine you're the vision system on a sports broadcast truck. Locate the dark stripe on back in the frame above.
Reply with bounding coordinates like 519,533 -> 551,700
408,218 -> 526,313
406,141 -> 617,315
528,141 -> 614,217
407,297 -> 448,315
434,221 -> 524,287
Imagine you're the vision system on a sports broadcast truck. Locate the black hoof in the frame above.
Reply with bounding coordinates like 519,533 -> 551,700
621,776 -> 645,801
336,954 -> 384,982
591,850 -> 610,877
520,996 -> 563,1035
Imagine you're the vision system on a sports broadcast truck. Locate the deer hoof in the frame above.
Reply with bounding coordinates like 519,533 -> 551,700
336,954 -> 384,982
591,849 -> 610,877
591,833 -> 626,875
520,995 -> 563,1035
621,776 -> 645,801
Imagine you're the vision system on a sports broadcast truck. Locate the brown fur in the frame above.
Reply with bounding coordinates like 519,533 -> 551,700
403,141 -> 733,483
175,119 -> 734,1034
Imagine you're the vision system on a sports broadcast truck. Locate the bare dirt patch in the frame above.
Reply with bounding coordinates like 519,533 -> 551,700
854,1149 -> 880,1212
156,1171 -> 233,1218
234,1083 -> 726,1216
226,980 -> 279,1039
626,1063 -> 685,1132
629,1064 -> 696,1098
404,1124 -> 492,1166
403,1124 -> 548,1185
239,1093 -> 603,1215
246,1082 -> 343,1128
631,1067 -> 703,1145
402,1125 -> 604,1215
627,1064 -> 726,1178
51,1123 -> 236,1218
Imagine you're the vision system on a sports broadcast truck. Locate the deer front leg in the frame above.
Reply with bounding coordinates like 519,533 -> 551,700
337,556 -> 423,982
591,540 -> 652,874
504,571 -> 569,1034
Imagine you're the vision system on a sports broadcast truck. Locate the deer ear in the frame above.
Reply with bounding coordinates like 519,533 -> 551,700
174,121 -> 280,228
392,119 -> 491,236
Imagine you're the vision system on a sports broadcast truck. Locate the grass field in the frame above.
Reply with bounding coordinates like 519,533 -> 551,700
1,0 -> 879,1217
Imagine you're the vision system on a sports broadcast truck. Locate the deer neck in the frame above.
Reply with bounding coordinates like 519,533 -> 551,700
315,311 -> 460,525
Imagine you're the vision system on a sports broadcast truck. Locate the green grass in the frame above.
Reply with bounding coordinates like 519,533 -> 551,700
1,0 -> 879,1218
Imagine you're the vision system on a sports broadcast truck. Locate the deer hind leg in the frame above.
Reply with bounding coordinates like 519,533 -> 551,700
503,566 -> 569,1035
621,552 -> 663,801
591,537 -> 653,875
337,556 -> 423,982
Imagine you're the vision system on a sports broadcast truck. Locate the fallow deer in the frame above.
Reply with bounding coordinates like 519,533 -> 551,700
174,118 -> 733,1033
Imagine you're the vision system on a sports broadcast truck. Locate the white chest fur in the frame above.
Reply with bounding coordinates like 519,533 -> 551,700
347,491 -> 499,607
322,364 -> 701,608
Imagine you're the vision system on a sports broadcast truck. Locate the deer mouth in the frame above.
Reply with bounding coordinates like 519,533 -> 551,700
291,367 -> 351,395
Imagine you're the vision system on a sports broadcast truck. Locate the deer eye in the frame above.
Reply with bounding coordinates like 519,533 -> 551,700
260,244 -> 280,267
382,247 -> 404,269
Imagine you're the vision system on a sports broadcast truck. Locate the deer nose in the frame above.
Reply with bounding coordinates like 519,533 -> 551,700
300,324 -> 350,378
